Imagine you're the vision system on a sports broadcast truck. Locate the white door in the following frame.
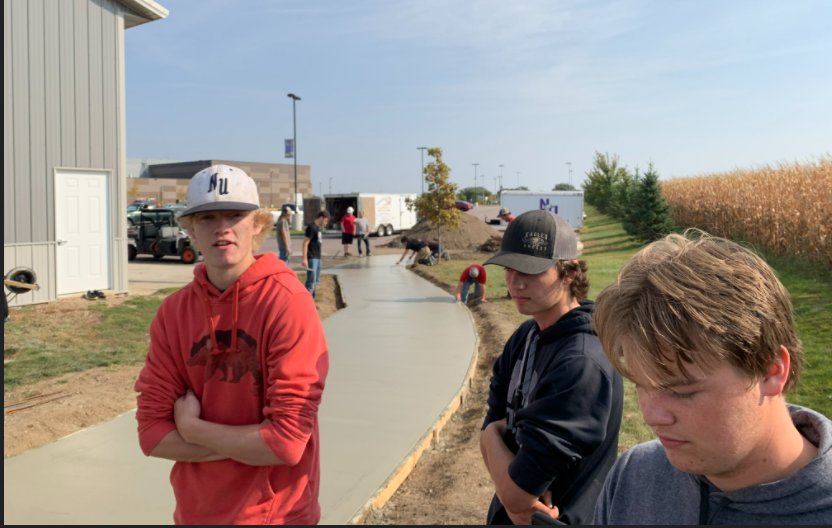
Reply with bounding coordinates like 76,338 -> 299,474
55,170 -> 111,295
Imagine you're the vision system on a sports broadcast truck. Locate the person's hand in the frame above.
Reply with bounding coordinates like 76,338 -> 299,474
302,259 -> 308,268
174,391 -> 202,442
506,492 -> 560,526
481,298 -> 489,304
455,293 -> 462,302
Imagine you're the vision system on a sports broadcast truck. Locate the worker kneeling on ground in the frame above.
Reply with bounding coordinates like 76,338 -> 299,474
135,165 -> 330,525
456,264 -> 488,304
480,210 -> 624,526
592,233 -> 832,525
397,237 -> 431,266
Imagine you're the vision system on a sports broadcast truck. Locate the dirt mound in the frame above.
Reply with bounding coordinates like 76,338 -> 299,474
403,214 -> 503,251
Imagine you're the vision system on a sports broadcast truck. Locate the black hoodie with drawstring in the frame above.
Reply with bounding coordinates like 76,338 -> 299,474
483,300 -> 624,525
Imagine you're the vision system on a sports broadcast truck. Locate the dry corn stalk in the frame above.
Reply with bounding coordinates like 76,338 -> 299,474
663,156 -> 831,268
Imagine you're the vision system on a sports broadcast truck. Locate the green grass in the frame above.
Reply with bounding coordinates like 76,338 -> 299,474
425,205 -> 831,448
760,253 -> 831,416
3,292 -> 171,393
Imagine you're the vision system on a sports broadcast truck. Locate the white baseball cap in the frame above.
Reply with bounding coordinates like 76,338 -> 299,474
347,207 -> 355,214
469,267 -> 480,279
180,165 -> 260,218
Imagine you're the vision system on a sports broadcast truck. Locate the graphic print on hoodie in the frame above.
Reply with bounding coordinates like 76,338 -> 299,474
135,253 -> 329,526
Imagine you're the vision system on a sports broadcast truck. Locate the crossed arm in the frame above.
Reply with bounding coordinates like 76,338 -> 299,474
480,419 -> 559,525
150,391 -> 285,467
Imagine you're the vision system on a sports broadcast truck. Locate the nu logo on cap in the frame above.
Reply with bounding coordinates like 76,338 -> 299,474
207,173 -> 230,196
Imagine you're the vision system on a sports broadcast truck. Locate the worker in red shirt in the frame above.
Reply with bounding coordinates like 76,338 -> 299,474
135,165 -> 329,525
456,264 -> 489,304
499,208 -> 516,224
341,207 -> 357,257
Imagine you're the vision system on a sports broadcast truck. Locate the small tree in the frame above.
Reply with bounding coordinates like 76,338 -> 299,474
176,186 -> 187,203
611,167 -> 640,229
553,183 -> 577,191
407,148 -> 460,265
458,187 -> 491,203
629,163 -> 676,243
128,180 -> 141,203
582,152 -> 629,214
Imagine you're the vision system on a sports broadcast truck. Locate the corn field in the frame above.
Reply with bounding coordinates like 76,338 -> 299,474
663,156 -> 832,268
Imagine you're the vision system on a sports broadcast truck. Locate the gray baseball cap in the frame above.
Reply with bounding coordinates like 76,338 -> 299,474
484,210 -> 578,274
499,208 -> 511,217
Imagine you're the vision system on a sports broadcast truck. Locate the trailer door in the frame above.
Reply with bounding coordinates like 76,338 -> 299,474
362,197 -> 376,229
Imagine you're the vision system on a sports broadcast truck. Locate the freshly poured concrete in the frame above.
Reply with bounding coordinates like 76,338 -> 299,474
319,256 -> 477,524
4,255 -> 477,525
3,411 -> 177,525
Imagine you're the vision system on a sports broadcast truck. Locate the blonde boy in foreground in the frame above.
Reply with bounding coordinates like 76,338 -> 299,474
592,233 -> 831,525
135,165 -> 329,525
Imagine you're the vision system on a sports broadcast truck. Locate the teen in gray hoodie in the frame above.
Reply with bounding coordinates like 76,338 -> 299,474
591,233 -> 832,525
594,406 -> 832,524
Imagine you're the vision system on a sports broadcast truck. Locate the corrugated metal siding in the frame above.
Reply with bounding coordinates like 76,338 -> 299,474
5,0 -> 129,306
4,243 -> 57,306
12,0 -> 32,244
4,0 -> 15,245
29,0 -> 49,245
59,0 -> 77,167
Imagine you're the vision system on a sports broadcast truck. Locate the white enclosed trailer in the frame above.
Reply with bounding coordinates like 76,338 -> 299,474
500,191 -> 585,229
324,194 -> 419,237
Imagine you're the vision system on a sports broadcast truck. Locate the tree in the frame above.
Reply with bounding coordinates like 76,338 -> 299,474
407,148 -> 460,265
629,164 -> 676,243
176,186 -> 187,203
503,186 -> 530,192
458,187 -> 491,203
582,152 -> 630,214
611,167 -> 640,233
128,180 -> 140,203
553,183 -> 577,191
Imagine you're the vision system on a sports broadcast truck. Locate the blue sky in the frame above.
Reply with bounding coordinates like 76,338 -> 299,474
125,0 -> 832,195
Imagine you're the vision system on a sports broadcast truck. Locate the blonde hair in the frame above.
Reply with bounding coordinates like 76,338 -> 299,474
594,231 -> 803,392
178,209 -> 274,253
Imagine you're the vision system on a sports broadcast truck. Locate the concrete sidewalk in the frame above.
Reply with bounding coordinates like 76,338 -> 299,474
4,256 -> 477,525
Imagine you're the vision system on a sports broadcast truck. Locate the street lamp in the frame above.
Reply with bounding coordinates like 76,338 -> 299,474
287,94 -> 301,209
480,175 -> 485,205
418,147 -> 428,194
473,164 -> 480,204
499,165 -> 504,191
566,162 -> 572,188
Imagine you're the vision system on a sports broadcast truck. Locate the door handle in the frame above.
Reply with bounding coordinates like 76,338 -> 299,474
57,240 -> 68,246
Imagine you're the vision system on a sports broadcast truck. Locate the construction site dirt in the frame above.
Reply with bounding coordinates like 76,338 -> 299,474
365,267 -> 519,526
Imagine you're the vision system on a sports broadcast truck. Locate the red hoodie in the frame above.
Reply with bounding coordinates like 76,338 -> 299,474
135,253 -> 329,526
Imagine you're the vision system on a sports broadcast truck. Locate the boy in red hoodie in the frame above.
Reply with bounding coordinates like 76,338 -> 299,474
135,165 -> 329,525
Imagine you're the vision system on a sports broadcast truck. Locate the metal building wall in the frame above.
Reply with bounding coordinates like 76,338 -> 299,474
3,0 -> 131,307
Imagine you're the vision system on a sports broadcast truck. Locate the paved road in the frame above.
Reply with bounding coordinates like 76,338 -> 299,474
4,255 -> 478,525
465,205 -> 507,232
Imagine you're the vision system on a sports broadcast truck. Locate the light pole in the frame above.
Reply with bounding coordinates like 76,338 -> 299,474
287,94 -> 301,209
473,164 -> 480,204
494,177 -> 498,200
566,162 -> 573,188
480,175 -> 485,204
499,165 -> 504,191
517,172 -> 521,188
418,147 -> 428,195
329,178 -> 333,196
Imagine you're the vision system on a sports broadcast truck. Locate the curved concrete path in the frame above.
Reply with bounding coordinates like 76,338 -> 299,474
4,255 -> 477,525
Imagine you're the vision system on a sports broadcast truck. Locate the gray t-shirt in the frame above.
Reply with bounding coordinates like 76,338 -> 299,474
354,218 -> 370,237
276,219 -> 290,249
593,405 -> 832,525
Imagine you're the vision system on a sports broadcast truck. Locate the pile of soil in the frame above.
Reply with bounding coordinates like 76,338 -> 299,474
402,214 -> 503,251
478,239 -> 501,253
